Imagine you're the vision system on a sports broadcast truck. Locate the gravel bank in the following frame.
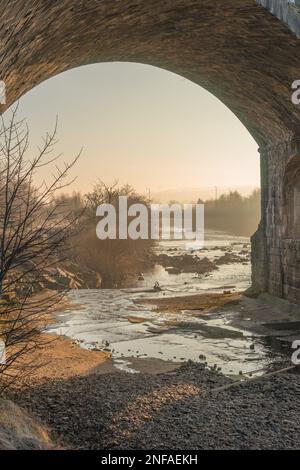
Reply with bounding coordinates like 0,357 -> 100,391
16,363 -> 300,450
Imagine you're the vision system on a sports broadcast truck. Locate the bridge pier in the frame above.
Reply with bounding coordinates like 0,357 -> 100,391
252,139 -> 300,302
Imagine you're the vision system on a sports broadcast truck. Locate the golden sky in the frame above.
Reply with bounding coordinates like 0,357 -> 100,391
16,62 -> 260,198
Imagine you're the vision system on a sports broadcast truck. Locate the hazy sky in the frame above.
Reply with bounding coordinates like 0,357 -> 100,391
13,62 -> 260,198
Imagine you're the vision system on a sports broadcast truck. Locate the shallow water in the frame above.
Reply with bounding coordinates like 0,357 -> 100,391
47,230 -> 280,377
123,230 -> 251,294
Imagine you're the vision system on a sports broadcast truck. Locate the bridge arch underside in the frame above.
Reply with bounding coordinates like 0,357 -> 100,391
1,0 -> 300,301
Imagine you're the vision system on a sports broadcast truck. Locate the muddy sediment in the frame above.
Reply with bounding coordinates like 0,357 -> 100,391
135,292 -> 241,313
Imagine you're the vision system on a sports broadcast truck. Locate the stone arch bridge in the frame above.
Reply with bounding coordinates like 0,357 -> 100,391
1,0 -> 300,301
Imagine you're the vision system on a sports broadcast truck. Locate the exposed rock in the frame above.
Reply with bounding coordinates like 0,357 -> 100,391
156,253 -> 217,275
215,252 -> 249,266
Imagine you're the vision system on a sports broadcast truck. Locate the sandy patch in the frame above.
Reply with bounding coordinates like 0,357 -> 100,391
19,333 -> 110,386
135,292 -> 241,314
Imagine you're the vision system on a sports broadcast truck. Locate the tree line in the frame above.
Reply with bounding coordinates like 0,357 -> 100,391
197,190 -> 261,236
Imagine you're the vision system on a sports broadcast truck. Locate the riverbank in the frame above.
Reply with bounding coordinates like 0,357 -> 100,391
8,290 -> 300,449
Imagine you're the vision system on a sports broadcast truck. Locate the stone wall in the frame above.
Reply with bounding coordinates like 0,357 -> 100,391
252,139 -> 300,302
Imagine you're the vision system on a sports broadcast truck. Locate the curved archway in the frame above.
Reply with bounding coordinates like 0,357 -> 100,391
1,0 -> 300,145
1,0 -> 300,300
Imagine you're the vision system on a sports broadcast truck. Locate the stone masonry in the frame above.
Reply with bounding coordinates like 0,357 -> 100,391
1,1 -> 300,301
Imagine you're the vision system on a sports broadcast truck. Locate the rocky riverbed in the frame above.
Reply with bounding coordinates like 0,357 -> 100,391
11,289 -> 300,450
17,362 -> 300,450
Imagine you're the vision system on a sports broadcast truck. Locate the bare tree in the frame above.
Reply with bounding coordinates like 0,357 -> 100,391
84,179 -> 150,220
73,180 -> 154,288
84,179 -> 119,219
0,107 -> 81,392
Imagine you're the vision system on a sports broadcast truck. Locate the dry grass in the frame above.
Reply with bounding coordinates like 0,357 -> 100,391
0,399 -> 52,450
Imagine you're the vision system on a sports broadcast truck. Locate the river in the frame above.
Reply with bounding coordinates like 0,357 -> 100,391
47,230 -> 280,377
